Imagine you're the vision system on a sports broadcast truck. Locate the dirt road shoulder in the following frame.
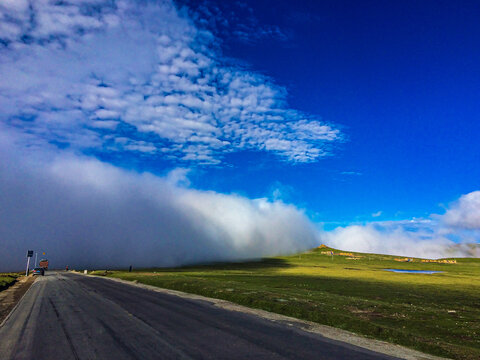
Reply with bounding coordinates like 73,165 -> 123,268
0,275 -> 36,326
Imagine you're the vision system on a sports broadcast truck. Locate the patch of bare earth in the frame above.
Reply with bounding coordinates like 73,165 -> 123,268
0,276 -> 35,324
346,306 -> 386,320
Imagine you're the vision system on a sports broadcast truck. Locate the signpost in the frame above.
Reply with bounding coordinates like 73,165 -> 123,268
26,250 -> 33,276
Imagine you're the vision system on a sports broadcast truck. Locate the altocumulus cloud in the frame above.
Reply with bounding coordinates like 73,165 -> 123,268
0,131 -> 319,272
0,0 -> 341,165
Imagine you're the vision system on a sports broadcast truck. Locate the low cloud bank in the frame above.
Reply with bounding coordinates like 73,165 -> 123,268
0,136 -> 318,272
1,131 -> 479,271
321,223 -> 461,259
321,200 -> 480,259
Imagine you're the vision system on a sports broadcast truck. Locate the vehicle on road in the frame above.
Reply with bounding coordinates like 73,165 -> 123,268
32,268 -> 44,276
39,259 -> 49,270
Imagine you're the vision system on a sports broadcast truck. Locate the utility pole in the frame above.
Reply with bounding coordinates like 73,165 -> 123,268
35,252 -> 38,267
26,250 -> 33,276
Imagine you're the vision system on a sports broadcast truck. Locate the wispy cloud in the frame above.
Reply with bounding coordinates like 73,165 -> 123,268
340,171 -> 362,176
0,0 -> 340,165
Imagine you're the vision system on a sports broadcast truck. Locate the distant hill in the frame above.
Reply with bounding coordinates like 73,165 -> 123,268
316,243 -> 480,260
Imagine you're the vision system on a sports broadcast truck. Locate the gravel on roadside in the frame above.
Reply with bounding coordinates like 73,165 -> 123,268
0,275 -> 36,326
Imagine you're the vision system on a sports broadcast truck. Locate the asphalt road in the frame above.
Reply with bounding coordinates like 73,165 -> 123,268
0,272 -> 400,360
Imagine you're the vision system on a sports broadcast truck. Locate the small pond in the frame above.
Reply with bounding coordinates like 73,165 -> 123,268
383,269 -> 444,274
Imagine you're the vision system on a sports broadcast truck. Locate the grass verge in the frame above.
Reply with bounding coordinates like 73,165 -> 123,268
0,273 -> 20,292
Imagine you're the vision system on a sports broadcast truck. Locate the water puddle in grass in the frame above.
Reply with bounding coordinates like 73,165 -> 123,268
384,269 -> 444,274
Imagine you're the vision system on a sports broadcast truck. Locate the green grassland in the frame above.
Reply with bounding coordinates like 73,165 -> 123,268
93,247 -> 480,359
0,273 -> 20,291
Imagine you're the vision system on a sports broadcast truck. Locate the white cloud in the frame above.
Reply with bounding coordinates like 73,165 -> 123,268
0,129 -> 319,272
165,168 -> 191,187
0,0 -> 341,165
441,191 -> 480,230
322,202 -> 480,259
372,211 -> 382,217
321,221 -> 456,259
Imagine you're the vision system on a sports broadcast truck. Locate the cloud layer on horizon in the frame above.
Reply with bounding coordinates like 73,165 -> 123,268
320,221 -> 475,259
1,129 -> 479,272
0,132 -> 319,271
321,198 -> 480,259
0,0 -> 341,165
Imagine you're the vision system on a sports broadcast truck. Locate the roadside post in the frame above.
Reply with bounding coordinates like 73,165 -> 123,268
26,250 -> 33,276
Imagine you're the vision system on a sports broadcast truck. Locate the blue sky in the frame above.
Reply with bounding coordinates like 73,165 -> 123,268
180,0 -> 480,225
0,0 -> 479,269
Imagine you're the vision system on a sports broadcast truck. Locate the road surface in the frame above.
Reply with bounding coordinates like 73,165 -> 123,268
0,271 -> 400,360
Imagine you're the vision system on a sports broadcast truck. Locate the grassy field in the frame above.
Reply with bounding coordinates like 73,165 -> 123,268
0,273 -> 20,292
93,247 -> 480,359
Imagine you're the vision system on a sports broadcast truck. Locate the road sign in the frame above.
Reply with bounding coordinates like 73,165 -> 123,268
26,250 -> 33,276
